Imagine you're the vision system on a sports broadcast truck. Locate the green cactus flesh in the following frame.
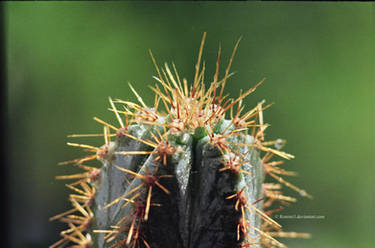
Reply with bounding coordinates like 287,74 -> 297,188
51,33 -> 311,248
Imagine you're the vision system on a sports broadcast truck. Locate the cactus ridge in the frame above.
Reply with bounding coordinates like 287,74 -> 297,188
51,33 -> 311,248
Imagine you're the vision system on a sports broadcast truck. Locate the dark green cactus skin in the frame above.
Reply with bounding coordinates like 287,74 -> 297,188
92,119 -> 264,248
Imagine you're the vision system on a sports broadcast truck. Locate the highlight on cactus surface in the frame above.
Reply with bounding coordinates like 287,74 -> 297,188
50,32 -> 312,248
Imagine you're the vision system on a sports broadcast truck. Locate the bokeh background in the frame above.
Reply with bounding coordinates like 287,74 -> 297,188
5,2 -> 375,248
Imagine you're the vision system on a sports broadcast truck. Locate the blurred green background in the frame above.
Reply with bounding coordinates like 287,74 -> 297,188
5,2 -> 375,248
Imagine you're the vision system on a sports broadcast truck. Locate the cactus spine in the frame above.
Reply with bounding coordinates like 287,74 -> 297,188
51,33 -> 311,248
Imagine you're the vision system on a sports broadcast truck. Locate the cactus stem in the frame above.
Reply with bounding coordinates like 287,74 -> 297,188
52,33 -> 312,248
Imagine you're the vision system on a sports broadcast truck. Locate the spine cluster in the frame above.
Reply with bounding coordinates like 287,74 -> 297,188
51,33 -> 311,248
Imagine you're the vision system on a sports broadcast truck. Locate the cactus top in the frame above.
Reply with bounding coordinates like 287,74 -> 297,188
51,33 -> 311,248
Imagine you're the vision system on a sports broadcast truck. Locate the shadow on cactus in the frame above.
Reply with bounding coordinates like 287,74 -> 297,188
50,33 -> 312,248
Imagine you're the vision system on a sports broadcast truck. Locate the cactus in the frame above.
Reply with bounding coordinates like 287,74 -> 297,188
51,33 -> 311,248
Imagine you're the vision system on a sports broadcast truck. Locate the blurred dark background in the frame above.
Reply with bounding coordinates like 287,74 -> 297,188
4,2 -> 375,248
